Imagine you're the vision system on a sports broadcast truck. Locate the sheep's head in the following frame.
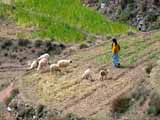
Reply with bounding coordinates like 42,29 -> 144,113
87,65 -> 92,69
100,70 -> 106,76
69,60 -> 72,63
100,69 -> 109,76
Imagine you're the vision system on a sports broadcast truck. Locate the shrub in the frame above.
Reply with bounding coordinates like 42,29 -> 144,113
144,63 -> 154,74
140,0 -> 148,12
34,40 -> 43,48
59,43 -> 66,50
4,53 -> 8,57
120,0 -> 134,9
153,0 -> 160,6
120,0 -> 128,9
18,39 -> 31,47
147,105 -> 157,115
119,11 -> 131,21
10,53 -> 17,59
44,41 -> 53,52
1,40 -> 13,49
146,14 -> 158,22
147,93 -> 160,116
5,88 -> 19,105
111,97 -> 131,114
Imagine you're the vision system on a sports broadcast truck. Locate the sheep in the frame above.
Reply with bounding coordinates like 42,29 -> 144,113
81,68 -> 94,81
57,59 -> 72,68
37,53 -> 50,61
29,60 -> 38,70
26,60 -> 38,71
50,63 -> 61,74
99,69 -> 109,81
37,58 -> 49,71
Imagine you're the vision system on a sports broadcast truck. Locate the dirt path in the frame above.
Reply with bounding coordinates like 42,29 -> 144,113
0,82 -> 14,103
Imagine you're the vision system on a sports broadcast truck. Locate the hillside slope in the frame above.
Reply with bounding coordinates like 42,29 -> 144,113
0,20 -> 159,119
18,30 -> 160,119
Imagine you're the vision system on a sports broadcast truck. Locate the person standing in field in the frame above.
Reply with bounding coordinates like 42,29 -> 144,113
112,38 -> 120,68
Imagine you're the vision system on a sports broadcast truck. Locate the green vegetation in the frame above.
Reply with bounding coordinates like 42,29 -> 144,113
5,88 -> 19,105
0,0 -> 133,42
96,54 -> 111,64
147,93 -> 160,116
0,4 -> 12,18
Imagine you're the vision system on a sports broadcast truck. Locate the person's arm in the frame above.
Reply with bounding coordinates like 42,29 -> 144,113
112,44 -> 116,54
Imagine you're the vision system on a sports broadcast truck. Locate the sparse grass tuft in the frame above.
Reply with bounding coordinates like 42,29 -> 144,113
147,93 -> 160,116
96,54 -> 111,64
34,40 -> 43,48
1,40 -> 13,49
111,97 -> 131,115
5,88 -> 19,105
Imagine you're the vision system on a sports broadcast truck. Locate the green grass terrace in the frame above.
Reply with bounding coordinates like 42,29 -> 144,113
1,0 -> 134,42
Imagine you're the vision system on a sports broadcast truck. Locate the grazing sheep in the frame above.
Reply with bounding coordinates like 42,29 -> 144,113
37,53 -> 50,61
99,69 -> 109,81
81,68 -> 93,81
57,59 -> 72,68
37,58 -> 49,71
29,60 -> 38,70
50,63 -> 61,73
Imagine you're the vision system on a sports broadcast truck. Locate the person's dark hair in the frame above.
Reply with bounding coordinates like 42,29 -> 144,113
112,38 -> 118,46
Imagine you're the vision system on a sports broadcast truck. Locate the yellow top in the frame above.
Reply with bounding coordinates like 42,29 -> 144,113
112,43 -> 120,54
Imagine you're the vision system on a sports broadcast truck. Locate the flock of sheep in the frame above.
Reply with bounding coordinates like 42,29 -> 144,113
28,53 -> 109,81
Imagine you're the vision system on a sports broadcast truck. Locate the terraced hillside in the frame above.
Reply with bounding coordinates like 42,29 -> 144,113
18,31 -> 160,119
0,1 -> 160,120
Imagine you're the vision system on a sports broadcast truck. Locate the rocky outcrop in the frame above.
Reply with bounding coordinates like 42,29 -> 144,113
83,0 -> 160,31
7,99 -> 86,120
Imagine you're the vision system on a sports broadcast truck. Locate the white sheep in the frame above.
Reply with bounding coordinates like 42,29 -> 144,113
81,68 -> 93,81
37,58 -> 49,71
50,63 -> 61,73
57,59 -> 72,68
37,53 -> 50,61
29,60 -> 38,70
